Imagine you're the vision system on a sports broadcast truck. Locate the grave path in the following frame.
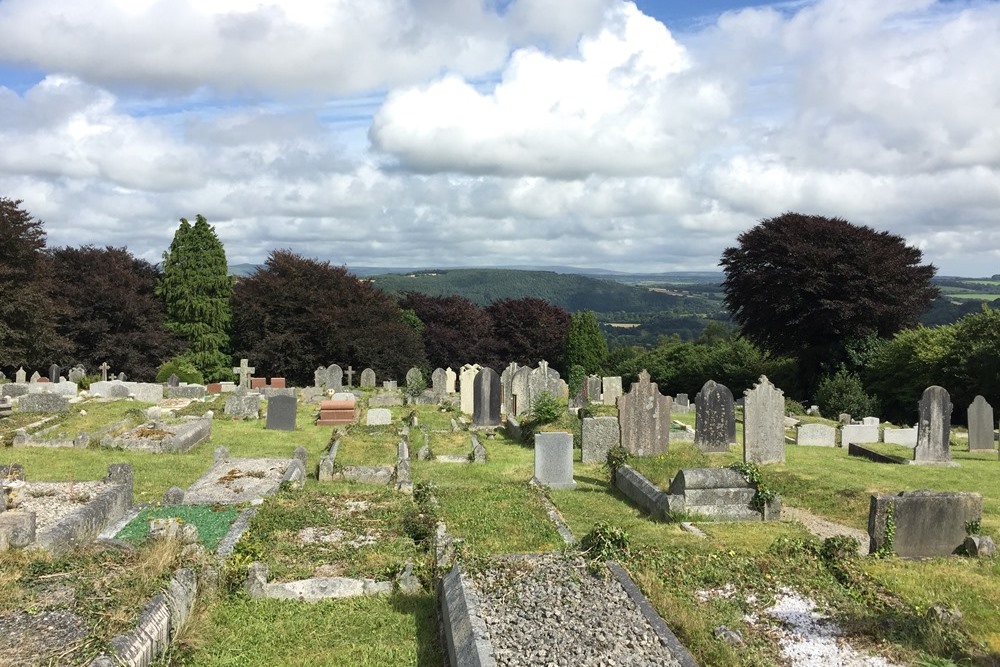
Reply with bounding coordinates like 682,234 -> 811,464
781,505 -> 870,556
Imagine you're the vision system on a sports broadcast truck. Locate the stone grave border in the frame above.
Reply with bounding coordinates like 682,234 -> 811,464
12,413 -> 141,449
242,560 -> 421,602
317,433 -> 412,488
848,443 -> 909,465
101,414 -> 212,453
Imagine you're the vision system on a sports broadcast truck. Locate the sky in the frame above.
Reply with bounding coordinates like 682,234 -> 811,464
0,0 -> 997,276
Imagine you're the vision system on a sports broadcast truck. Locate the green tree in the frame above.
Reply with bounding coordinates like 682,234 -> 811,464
813,369 -> 879,419
565,310 -> 608,374
720,213 -> 937,390
156,215 -> 232,381
863,325 -> 954,423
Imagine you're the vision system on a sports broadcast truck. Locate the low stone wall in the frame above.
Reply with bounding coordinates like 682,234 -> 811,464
614,465 -> 670,521
36,464 -> 133,555
90,568 -> 197,667
104,417 -> 212,453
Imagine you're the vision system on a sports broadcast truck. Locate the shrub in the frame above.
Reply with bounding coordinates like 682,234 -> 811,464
155,356 -> 205,385
814,368 -> 879,419
529,390 -> 562,424
579,522 -> 631,570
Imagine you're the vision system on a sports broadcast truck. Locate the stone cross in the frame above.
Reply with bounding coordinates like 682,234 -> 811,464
233,358 -> 255,389
99,362 -> 110,382
345,366 -> 355,387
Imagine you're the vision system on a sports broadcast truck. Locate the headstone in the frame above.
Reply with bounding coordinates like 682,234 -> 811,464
473,367 -> 501,428
360,368 -> 376,388
232,359 -> 255,389
48,363 -> 61,383
405,367 -> 423,389
167,374 -> 180,387
366,408 -> 393,426
532,432 -> 576,490
98,362 -> 110,382
345,366 -> 355,387
118,372 -> 127,382
265,394 -> 298,431
838,413 -> 851,426
582,416 -> 620,463
868,491 -> 982,557
602,376 -> 623,406
861,417 -> 880,427
967,395 -> 995,451
225,390 -> 261,419
431,368 -> 447,398
459,364 -> 480,416
915,386 -> 952,464
883,427 -> 918,446
15,367 -> 26,384
383,380 -> 398,391
617,370 -> 671,457
694,380 -> 735,453
500,362 -> 519,416
841,423 -> 880,446
314,366 -> 327,388
585,375 -> 602,403
68,365 -> 86,384
327,364 -> 343,392
673,393 -> 690,413
445,367 -> 457,394
796,423 -> 836,447
529,361 -> 566,406
743,375 -> 785,465
510,365 -> 531,417
29,371 -> 40,383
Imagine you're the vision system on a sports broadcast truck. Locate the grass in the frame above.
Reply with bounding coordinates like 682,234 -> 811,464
336,426 -> 401,466
425,430 -> 471,457
116,504 -> 241,550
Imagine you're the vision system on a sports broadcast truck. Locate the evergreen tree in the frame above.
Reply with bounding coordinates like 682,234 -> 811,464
156,215 -> 232,381
564,310 -> 608,374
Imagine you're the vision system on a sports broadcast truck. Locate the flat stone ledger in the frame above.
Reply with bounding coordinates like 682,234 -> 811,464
265,394 -> 298,431
533,432 -> 576,490
915,385 -> 952,463
742,375 -> 785,465
617,370 -> 671,457
868,491 -> 982,558
582,416 -> 620,463
967,395 -> 995,451
366,408 -> 393,426
183,457 -> 305,505
167,385 -> 207,400
796,423 -> 836,447
694,380 -> 735,453
472,367 -> 501,428
18,393 -> 70,413
666,468 -> 773,521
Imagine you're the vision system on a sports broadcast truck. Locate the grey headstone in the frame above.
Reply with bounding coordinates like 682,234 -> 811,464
582,416 -> 620,463
366,408 -> 393,426
839,413 -> 852,426
15,367 -> 26,384
127,382 -> 164,404
383,380 -> 398,391
406,367 -> 423,389
445,367 -> 457,394
868,490 -> 982,557
167,374 -> 180,387
585,375 -> 602,403
617,370 -> 671,457
510,365 -> 531,417
314,366 -> 327,388
29,371 -> 40,383
265,394 -> 298,431
528,361 -> 565,408
675,393 -> 689,408
18,393 -> 70,413
694,380 -> 735,453
108,383 -> 130,398
163,486 -> 186,504
118,372 -> 127,382
915,386 -> 952,464
473,367 -> 501,428
167,385 -> 207,399
294,446 -> 308,466
214,446 -> 230,463
743,375 -> 785,465
67,365 -> 86,384
602,376 -> 623,406
883,428 -> 918,446
48,363 -> 61,383
360,368 -> 376,388
967,395 -> 995,451
796,423 -> 836,447
225,392 -> 261,420
841,423 -> 879,446
533,432 -> 576,490
327,364 -> 343,392
500,362 -> 519,416
861,417 -> 880,427
431,368 -> 447,398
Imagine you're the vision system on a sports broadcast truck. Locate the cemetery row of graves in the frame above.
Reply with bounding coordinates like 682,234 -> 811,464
0,357 -> 998,666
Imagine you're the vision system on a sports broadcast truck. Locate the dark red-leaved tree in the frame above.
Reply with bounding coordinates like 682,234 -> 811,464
231,250 -> 426,384
720,212 -> 937,387
482,297 -> 571,372
49,246 -> 182,380
398,292 -> 492,369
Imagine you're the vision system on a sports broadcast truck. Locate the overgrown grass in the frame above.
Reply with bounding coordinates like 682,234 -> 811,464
116,505 -> 241,550
335,426 -> 401,466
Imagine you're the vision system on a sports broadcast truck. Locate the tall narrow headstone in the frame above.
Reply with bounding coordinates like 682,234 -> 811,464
360,368 -> 376,388
431,368 -> 447,399
617,370 -> 671,457
345,366 -> 355,387
510,365 -> 532,417
967,395 -> 995,451
695,380 -> 735,453
167,374 -> 180,387
327,364 -> 343,392
459,364 -> 480,416
602,376 -> 623,406
500,362 -> 519,416
743,376 -> 785,465
445,367 -> 457,394
48,364 -> 61,383
15,367 -> 26,384
314,366 -> 327,388
915,386 -> 952,464
585,375 -> 602,403
473,367 -> 501,427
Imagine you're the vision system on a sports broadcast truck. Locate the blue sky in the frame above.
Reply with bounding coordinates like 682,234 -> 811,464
0,0 -> 997,276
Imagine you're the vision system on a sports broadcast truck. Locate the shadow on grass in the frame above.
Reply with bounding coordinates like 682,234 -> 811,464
390,592 -> 442,666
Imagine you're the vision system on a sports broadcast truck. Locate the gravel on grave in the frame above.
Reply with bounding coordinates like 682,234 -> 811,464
11,481 -> 107,531
469,554 -> 682,667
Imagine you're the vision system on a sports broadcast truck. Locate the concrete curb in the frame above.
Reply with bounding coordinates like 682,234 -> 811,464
439,564 -> 496,667
36,464 -> 133,555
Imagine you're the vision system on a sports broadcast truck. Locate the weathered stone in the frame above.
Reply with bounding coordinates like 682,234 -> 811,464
510,365 -> 531,417
742,376 -> 785,465
500,362 -> 519,416
163,486 -> 185,505
796,423 -> 836,447
585,375 -> 602,403
883,427 -> 918,446
459,364 -> 480,416
841,423 -> 879,446
533,432 -> 576,490
167,385 -> 206,400
327,364 -> 344,392
68,365 -> 86,384
359,368 -> 376,388
232,359 -> 255,389
915,386 -> 952,464
967,395 -> 995,451
225,391 -> 261,420
445,367 -> 457,394
617,370 -> 671,457
18,393 -> 70,413
964,535 -> 997,557
581,416 -> 620,464
406,367 -> 423,390
368,392 -> 403,408
14,367 -> 26,384
366,408 -> 393,426
472,367 -> 501,428
602,376 -> 623,407
528,361 -> 565,410
694,380 -> 735,453
265,394 -> 297,431
614,465 -> 669,520
431,368 -> 448,399
868,490 -> 982,557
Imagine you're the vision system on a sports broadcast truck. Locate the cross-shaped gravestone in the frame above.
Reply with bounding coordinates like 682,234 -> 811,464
345,366 -> 355,387
233,358 -> 255,389
99,362 -> 110,382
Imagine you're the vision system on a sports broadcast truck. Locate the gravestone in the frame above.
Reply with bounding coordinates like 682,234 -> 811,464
98,362 -> 110,382
68,366 -> 86,384
862,417 -> 880,427
915,385 -> 952,464
532,432 -> 576,490
582,416 -> 620,463
841,423 -> 879,446
431,368 -> 448,399
500,362 -> 519,416
326,364 -> 343,392
405,367 -> 423,390
48,364 -> 61,383
694,380 -> 735,453
265,395 -> 297,431
796,423 -> 836,447
743,375 -> 785,465
366,408 -> 393,426
869,491 -> 982,557
459,364 -> 480,416
344,366 -> 355,388
617,370 -> 671,457
232,359 -> 255,389
473,367 -> 501,428
360,368 -> 376,388
510,365 -> 531,417
528,360 -> 565,408
314,366 -> 326,388
167,374 -> 180,387
602,376 -> 623,406
883,427 -> 918,446
445,367 -> 457,394
118,372 -> 127,382
673,393 -> 690,413
585,375 -> 602,403
19,393 -> 69,413
15,367 -> 26,384
29,371 -> 40,383
967,395 -> 995,451
383,380 -> 397,391
225,388 -> 261,420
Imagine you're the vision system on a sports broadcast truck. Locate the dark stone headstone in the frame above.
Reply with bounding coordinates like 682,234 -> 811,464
618,370 -> 671,457
695,380 -> 735,453
265,395 -> 298,430
967,395 -> 994,451
868,491 -> 982,557
915,385 -> 952,463
48,364 -> 61,383
473,367 -> 501,427
167,374 -> 180,387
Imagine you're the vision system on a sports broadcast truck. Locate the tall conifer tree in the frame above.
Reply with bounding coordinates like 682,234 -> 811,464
156,215 -> 232,380
565,310 -> 608,374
